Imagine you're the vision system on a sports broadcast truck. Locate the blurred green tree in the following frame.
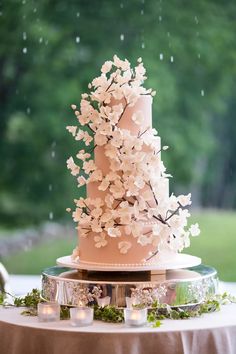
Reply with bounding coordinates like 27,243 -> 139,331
0,0 -> 235,226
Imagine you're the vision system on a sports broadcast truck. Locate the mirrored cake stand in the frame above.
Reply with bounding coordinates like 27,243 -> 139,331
41,254 -> 218,308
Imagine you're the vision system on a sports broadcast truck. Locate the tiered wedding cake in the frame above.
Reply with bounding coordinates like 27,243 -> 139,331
66,56 -> 200,268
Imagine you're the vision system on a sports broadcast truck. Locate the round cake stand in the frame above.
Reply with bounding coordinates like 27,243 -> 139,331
41,263 -> 218,308
56,253 -> 202,272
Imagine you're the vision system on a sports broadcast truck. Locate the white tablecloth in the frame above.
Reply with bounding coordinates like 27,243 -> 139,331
1,304 -> 236,354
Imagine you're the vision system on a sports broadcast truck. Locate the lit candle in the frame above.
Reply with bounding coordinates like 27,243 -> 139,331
70,307 -> 94,327
124,308 -> 147,327
97,296 -> 111,307
37,302 -> 60,322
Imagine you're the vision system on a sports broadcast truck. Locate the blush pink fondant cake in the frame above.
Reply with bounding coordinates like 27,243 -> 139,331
66,56 -> 200,267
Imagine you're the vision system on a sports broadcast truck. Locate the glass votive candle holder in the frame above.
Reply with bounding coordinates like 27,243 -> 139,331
124,308 -> 147,327
70,307 -> 94,327
97,296 -> 111,307
37,302 -> 60,322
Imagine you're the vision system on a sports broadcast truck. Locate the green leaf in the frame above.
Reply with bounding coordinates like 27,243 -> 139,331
152,320 -> 162,328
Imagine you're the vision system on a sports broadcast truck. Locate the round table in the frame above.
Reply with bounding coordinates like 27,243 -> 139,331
0,305 -> 236,354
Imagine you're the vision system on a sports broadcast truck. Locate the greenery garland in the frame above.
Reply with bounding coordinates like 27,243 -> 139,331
0,289 -> 235,326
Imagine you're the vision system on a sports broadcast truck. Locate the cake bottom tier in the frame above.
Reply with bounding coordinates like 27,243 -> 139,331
76,222 -> 174,266
41,265 -> 218,308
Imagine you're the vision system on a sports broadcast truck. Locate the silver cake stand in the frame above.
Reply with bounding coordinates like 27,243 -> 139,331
41,254 -> 218,308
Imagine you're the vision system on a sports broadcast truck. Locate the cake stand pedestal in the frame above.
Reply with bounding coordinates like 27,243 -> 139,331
41,254 -> 218,308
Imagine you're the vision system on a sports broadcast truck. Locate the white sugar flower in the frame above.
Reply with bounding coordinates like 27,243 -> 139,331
189,223 -> 200,237
92,75 -> 107,89
83,160 -> 96,174
78,115 -> 90,126
100,105 -> 111,119
183,231 -> 190,248
142,190 -> 153,201
134,139 -> 143,151
151,128 -> 158,135
120,59 -> 130,71
75,129 -> 84,141
91,219 -> 103,233
118,203 -> 132,224
132,111 -> 144,125
120,214 -> 131,224
66,126 -> 77,137
113,55 -> 130,71
135,62 -> 146,79
107,227 -> 121,238
152,224 -> 161,236
138,235 -> 151,246
94,233 -> 108,248
177,193 -> 192,207
76,150 -> 91,161
109,159 -> 120,172
95,132 -> 108,146
104,219 -> 114,230
168,194 -> 179,210
137,196 -> 146,211
91,207 -> 103,219
112,86 -> 124,100
98,178 -> 110,191
100,211 -> 113,223
79,214 -> 92,225
109,180 -> 125,198
72,208 -> 82,222
101,60 -> 113,74
98,121 -> 112,136
111,130 -> 123,147
89,169 -> 103,182
67,157 -> 80,176
131,223 -> 142,238
112,103 -> 123,114
118,241 -> 131,254
113,105 -> 124,122
134,176 -> 145,189
105,144 -> 118,159
107,171 -> 119,182
169,235 -> 184,252
83,131 -> 93,146
121,160 -> 135,173
104,194 -> 114,208
147,208 -> 155,219
77,176 -> 87,187
168,215 -> 183,230
179,208 -> 190,221
123,87 -> 139,107
74,197 -> 85,208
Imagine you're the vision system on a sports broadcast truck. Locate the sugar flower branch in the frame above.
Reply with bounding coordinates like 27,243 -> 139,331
66,55 -> 200,257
